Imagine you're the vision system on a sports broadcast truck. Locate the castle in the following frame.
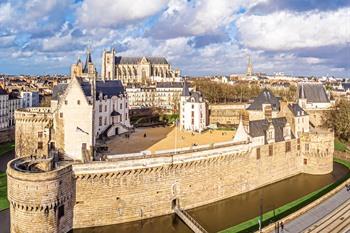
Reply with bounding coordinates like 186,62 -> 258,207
7,60 -> 334,232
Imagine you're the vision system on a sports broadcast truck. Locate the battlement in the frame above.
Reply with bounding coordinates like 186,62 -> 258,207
7,157 -> 74,233
15,107 -> 52,122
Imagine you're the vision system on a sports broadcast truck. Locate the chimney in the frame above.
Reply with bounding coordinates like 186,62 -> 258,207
264,104 -> 272,122
242,110 -> 250,133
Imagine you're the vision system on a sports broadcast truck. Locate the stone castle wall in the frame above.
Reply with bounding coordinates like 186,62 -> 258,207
7,159 -> 74,233
301,129 -> 334,174
7,131 -> 334,233
14,108 -> 52,158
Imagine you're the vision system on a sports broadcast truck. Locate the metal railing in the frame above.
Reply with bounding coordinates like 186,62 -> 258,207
174,206 -> 208,233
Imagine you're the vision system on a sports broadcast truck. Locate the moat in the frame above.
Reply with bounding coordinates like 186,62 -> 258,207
72,162 -> 349,233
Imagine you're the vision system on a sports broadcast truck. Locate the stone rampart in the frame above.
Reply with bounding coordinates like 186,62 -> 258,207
7,134 -> 334,232
7,158 -> 74,233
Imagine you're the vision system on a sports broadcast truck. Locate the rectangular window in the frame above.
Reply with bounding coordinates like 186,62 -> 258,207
304,159 -> 307,165
269,145 -> 273,156
38,132 -> 43,138
305,144 -> 309,151
99,117 -> 102,126
64,100 -> 68,105
60,112 -> 63,118
37,142 -> 43,149
105,105 -> 107,112
77,100 -> 80,105
256,148 -> 261,160
99,105 -> 102,112
285,141 -> 291,152
120,103 -> 122,109
58,205 -> 64,219
125,113 -> 127,120
104,117 -> 107,125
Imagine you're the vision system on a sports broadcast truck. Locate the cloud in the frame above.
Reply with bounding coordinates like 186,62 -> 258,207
77,0 -> 168,29
236,8 -> 350,51
147,0 -> 257,39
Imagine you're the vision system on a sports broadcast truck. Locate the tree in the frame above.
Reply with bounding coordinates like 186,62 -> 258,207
325,100 -> 350,141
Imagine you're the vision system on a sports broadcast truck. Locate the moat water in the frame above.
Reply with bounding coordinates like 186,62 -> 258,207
72,162 -> 349,233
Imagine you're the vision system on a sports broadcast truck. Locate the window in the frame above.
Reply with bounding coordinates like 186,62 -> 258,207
191,111 -> 194,117
104,117 -> 107,125
64,100 -> 68,105
77,100 -> 80,105
60,112 -> 63,118
120,103 -> 122,109
285,141 -> 291,152
58,205 -> 64,219
305,144 -> 309,151
105,105 -> 107,112
256,148 -> 261,160
38,142 -> 43,149
304,159 -> 307,165
269,145 -> 273,156
38,132 -> 43,138
99,117 -> 102,126
126,102 -> 128,108
125,113 -> 127,120
192,104 -> 194,109
99,105 -> 102,112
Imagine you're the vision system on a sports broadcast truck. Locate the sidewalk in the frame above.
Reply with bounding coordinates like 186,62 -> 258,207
268,187 -> 350,233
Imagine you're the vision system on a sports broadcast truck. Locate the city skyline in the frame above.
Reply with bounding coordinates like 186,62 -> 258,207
0,0 -> 349,77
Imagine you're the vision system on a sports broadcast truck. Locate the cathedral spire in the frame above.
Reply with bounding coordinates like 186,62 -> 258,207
246,55 -> 253,76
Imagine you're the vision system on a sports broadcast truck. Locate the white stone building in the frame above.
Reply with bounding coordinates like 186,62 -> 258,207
180,82 -> 207,132
0,88 -> 9,129
20,91 -> 39,108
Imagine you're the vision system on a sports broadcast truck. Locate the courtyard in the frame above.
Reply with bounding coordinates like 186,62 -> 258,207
106,126 -> 235,154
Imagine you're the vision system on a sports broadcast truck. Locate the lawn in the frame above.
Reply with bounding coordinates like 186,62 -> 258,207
334,138 -> 349,152
0,142 -> 15,157
219,158 -> 350,233
0,172 -> 9,211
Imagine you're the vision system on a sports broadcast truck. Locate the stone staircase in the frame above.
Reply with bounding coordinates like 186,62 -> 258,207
174,206 -> 208,233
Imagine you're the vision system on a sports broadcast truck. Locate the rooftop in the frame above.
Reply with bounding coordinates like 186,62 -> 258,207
247,89 -> 280,111
298,83 -> 330,103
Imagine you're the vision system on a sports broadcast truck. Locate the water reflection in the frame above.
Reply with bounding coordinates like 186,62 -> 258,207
72,162 -> 348,233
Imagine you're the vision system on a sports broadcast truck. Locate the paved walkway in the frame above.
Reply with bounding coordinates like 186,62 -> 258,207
269,187 -> 350,233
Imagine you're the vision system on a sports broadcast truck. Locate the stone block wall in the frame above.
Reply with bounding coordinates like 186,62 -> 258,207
7,135 -> 333,232
15,108 -> 52,158
301,130 -> 334,174
7,160 -> 74,233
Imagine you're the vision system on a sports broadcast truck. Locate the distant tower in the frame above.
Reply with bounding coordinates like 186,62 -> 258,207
246,55 -> 253,76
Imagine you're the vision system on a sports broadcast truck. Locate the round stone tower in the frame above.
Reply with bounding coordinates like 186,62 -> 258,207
7,156 -> 74,233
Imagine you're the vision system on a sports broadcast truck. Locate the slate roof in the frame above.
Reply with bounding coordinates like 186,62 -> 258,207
81,80 -> 125,98
83,51 -> 93,73
0,88 -> 7,95
247,89 -> 280,111
111,110 -> 121,116
115,56 -> 168,65
156,82 -> 183,88
52,84 -> 68,100
342,83 -> 350,91
249,117 -> 293,143
52,80 -> 125,101
189,91 -> 202,102
298,83 -> 330,103
182,81 -> 190,96
288,103 -> 308,117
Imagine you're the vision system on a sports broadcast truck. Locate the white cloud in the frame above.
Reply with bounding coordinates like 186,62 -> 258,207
77,0 -> 168,28
149,0 -> 261,39
0,3 -> 13,24
237,7 -> 350,50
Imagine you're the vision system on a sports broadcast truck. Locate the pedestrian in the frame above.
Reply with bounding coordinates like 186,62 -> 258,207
281,221 -> 284,232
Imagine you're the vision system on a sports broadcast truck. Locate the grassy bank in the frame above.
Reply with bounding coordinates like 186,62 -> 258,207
334,138 -> 349,152
220,158 -> 350,233
0,142 -> 15,157
0,172 -> 8,211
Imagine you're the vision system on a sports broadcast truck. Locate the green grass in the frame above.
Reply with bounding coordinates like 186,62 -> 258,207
220,159 -> 350,233
0,142 -> 15,157
334,138 -> 349,152
0,172 -> 9,211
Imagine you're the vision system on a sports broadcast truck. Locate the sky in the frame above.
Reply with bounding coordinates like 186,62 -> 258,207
0,0 -> 349,77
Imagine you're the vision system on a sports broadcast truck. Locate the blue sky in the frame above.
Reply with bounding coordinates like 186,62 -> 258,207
0,0 -> 349,77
